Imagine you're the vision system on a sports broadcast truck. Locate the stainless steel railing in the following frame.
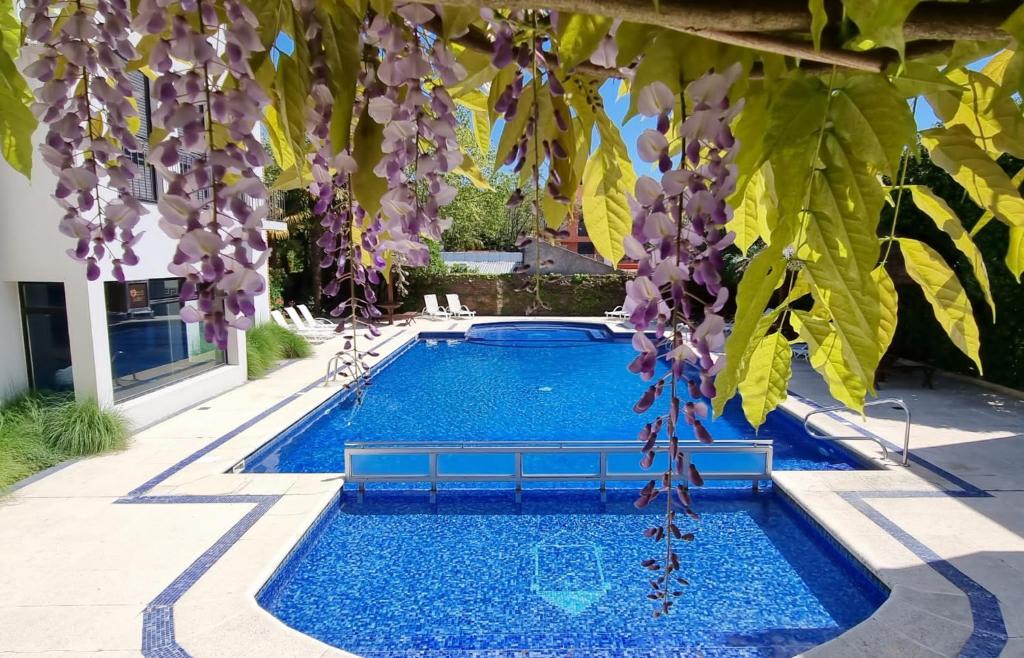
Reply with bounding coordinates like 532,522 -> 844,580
343,439 -> 774,492
803,398 -> 911,466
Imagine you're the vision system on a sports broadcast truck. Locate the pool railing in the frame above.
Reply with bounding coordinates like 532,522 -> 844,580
343,440 -> 773,492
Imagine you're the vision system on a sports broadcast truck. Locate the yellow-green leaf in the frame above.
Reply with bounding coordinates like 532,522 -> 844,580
453,151 -> 492,191
873,267 -> 898,358
908,184 -> 995,317
969,166 -> 1024,238
926,69 -> 1024,159
440,6 -> 477,40
581,114 -> 636,265
318,2 -> 359,154
728,162 -> 776,252
831,74 -> 916,178
273,54 -> 310,185
712,239 -> 790,417
888,61 -> 961,98
791,310 -> 868,412
615,23 -> 659,67
739,332 -> 792,428
557,13 -> 613,71
898,237 -> 982,371
809,0 -> 827,51
494,82 -> 532,170
0,39 -> 35,177
1007,227 -> 1024,281
263,104 -> 297,173
352,106 -> 386,218
842,0 -> 919,58
921,125 -> 1024,228
471,108 -> 491,162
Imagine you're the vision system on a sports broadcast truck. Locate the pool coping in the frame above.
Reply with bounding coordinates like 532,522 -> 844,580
8,317 -> 1006,658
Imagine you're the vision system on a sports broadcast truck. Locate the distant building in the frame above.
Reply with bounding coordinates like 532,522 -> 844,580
440,251 -> 523,274
556,202 -> 637,271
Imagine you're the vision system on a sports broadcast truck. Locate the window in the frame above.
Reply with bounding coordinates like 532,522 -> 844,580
126,71 -> 158,203
578,241 -> 596,256
105,278 -> 225,401
19,283 -> 73,392
577,215 -> 589,237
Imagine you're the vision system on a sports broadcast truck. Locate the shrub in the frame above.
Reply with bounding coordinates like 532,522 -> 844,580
41,397 -> 129,456
246,323 -> 312,379
0,393 -> 128,489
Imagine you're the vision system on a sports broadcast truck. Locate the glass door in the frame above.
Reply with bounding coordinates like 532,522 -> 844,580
19,282 -> 73,392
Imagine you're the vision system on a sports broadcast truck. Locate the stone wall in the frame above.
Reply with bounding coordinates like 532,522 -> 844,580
403,273 -> 629,316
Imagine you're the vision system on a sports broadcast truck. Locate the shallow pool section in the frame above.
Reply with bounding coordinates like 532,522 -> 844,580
259,489 -> 885,657
243,324 -> 863,474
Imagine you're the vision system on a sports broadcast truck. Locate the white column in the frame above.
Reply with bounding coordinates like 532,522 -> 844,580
0,281 -> 28,400
65,277 -> 114,406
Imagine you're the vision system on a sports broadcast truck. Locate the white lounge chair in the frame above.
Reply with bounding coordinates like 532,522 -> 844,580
271,309 -> 331,343
792,343 -> 810,360
285,306 -> 336,338
298,304 -> 335,329
605,306 -> 629,319
422,294 -> 450,319
446,293 -> 476,318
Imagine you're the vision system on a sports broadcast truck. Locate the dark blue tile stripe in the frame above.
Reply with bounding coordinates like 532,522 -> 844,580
113,337 -> 1007,658
117,331 -> 413,657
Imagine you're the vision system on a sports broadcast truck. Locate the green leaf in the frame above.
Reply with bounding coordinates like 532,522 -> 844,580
318,3 -> 360,154
615,23 -> 659,67
1002,5 -> 1024,43
352,106 -> 386,218
873,267 -> 898,358
921,125 -> 1024,228
888,61 -> 962,98
926,69 -> 1024,159
440,6 -> 477,40
712,239 -> 790,417
246,0 -> 290,72
1007,227 -> 1024,281
494,80 -> 532,170
270,162 -> 314,191
841,0 -> 919,59
898,237 -> 982,371
470,108 -> 491,163
908,185 -> 996,317
557,13 -> 613,71
969,166 -> 1024,238
831,74 -> 916,178
732,76 -> 829,212
809,0 -> 827,51
739,331 -> 792,428
981,48 -> 1024,105
0,49 -> 36,178
728,163 -> 776,252
581,114 -> 636,265
453,151 -> 493,191
273,54 -> 310,185
798,134 -> 885,398
791,309 -> 868,412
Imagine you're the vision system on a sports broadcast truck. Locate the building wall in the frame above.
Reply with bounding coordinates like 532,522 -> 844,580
0,140 -> 262,426
0,282 -> 28,400
521,241 -> 615,275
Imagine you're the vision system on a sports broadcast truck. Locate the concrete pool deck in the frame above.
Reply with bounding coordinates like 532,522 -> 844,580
0,316 -> 1021,657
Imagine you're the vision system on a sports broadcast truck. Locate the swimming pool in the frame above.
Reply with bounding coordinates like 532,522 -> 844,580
242,323 -> 864,474
259,489 -> 886,656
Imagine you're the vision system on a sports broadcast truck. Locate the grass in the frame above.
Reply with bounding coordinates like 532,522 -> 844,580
246,323 -> 314,379
0,393 -> 129,491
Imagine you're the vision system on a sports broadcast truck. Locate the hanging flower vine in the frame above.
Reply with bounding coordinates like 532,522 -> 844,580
21,0 -> 143,282
626,65 -> 743,617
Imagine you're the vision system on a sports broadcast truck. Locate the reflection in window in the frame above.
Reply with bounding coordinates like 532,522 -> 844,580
105,278 -> 225,401
19,283 -> 73,392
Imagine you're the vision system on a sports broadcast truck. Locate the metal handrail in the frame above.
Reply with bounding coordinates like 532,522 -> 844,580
803,398 -> 911,466
325,353 -> 344,384
343,439 -> 774,492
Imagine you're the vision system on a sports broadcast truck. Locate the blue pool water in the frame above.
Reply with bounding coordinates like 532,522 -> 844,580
243,324 -> 863,474
259,489 -> 886,657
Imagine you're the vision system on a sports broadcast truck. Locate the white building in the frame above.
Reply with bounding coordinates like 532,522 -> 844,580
0,73 -> 278,427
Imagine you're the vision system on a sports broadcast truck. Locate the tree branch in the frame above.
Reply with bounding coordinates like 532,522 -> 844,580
413,0 -> 1013,73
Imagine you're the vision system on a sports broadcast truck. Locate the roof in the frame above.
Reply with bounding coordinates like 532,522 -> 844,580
441,251 -> 523,275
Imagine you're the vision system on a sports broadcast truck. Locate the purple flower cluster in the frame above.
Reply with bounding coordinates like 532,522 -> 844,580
625,65 -> 744,617
483,10 -> 572,310
22,0 -> 144,282
135,0 -> 271,348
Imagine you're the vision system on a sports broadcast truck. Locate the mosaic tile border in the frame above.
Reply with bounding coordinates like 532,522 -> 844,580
109,332 -> 1007,658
